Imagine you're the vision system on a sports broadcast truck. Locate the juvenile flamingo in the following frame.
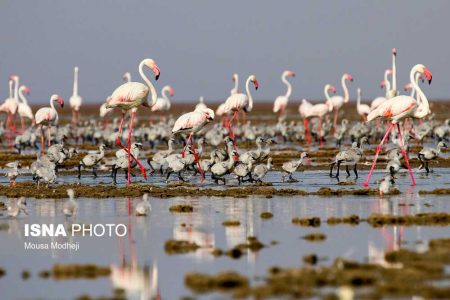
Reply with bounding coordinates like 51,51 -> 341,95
304,84 -> 335,146
273,70 -> 295,120
364,64 -> 432,187
172,106 -> 215,180
327,73 -> 353,131
151,85 -> 173,123
17,85 -> 34,129
35,95 -> 64,153
356,88 -> 370,121
105,58 -> 160,186
69,66 -> 82,125
222,74 -> 258,145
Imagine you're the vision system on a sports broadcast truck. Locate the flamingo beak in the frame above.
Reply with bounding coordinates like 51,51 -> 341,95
392,48 -> 397,56
253,80 -> 259,90
169,87 -> 174,97
380,82 -> 385,88
290,71 -> 295,77
58,97 -> 64,108
24,86 -> 31,94
423,67 -> 432,84
153,65 -> 160,81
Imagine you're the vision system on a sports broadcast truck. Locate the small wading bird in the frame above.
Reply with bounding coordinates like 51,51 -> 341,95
34,95 -> 64,153
379,175 -> 395,196
78,144 -> 106,179
273,70 -> 295,120
63,189 -> 78,217
282,152 -> 308,182
69,66 -> 82,125
329,137 -> 367,178
135,193 -> 152,216
222,75 -> 258,147
418,141 -> 447,174
105,58 -> 160,186
364,64 -> 432,187
171,106 -> 215,180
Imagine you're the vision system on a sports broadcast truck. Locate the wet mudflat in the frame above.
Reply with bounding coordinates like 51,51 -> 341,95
0,193 -> 449,299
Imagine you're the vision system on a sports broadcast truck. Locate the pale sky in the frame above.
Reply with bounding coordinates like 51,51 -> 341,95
0,1 -> 448,104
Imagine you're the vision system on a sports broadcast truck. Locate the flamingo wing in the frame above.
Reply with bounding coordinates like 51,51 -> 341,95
35,107 -> 54,125
223,93 -> 248,113
107,82 -> 149,109
172,111 -> 204,134
273,96 -> 288,113
367,96 -> 417,122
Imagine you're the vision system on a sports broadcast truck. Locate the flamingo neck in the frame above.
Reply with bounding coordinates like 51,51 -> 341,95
356,89 -> 361,108
282,73 -> 292,98
411,67 -> 429,119
13,78 -> 19,102
412,72 -> 420,101
139,60 -> 157,106
324,86 -> 331,102
392,53 -> 397,95
341,75 -> 349,103
245,76 -> 254,112
233,74 -> 239,93
19,87 -> 28,105
8,81 -> 13,99
73,68 -> 78,96
162,87 -> 170,101
168,140 -> 174,152
384,80 -> 391,98
50,98 -> 56,111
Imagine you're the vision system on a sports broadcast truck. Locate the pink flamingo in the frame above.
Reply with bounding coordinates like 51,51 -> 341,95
17,85 -> 34,130
305,84 -> 335,146
298,99 -> 313,144
35,95 -> 64,153
222,74 -> 258,144
105,58 -> 160,186
364,64 -> 432,187
0,79 -> 17,135
273,70 -> 295,120
326,73 -> 353,131
100,72 -> 131,128
151,85 -> 173,123
172,107 -> 215,180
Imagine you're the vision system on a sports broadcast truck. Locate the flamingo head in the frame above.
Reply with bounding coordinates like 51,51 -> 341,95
203,108 -> 215,121
9,75 -> 19,82
380,80 -> 386,88
232,73 -> 238,82
327,84 -> 336,94
169,86 -> 174,97
232,150 -> 239,161
22,86 -> 31,94
51,94 -> 64,108
392,48 -> 397,56
74,66 -> 79,72
385,69 -> 393,77
421,65 -> 432,84
250,75 -> 258,90
404,83 -> 412,91
143,59 -> 160,80
284,70 -> 295,77
122,72 -> 131,82
344,73 -> 353,82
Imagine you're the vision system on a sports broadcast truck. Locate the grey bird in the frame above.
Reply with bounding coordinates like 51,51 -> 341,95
282,152 -> 308,182
78,144 -> 107,179
253,157 -> 273,183
418,141 -> 447,174
329,137 -> 368,178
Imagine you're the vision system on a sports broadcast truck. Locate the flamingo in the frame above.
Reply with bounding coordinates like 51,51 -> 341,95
364,64 -> 432,187
17,85 -> 34,129
326,73 -> 353,131
370,69 -> 392,110
356,88 -> 370,121
273,70 -> 295,120
195,96 -> 208,111
69,66 -> 82,125
105,58 -> 160,186
222,74 -> 258,145
151,85 -> 173,123
216,73 -> 240,127
35,94 -> 64,153
0,79 -> 17,135
171,106 -> 215,180
387,48 -> 398,99
230,73 -> 239,94
305,84 -> 335,146
100,72 -> 131,126
299,99 -> 313,144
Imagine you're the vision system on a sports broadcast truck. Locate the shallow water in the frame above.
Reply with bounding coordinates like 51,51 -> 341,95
0,193 -> 449,299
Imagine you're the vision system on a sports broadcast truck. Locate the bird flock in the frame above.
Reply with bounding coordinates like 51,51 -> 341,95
0,48 -> 448,199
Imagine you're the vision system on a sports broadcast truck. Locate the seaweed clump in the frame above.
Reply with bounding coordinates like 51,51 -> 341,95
292,217 -> 321,227
169,204 -> 194,213
164,239 -> 200,255
185,271 -> 249,295
260,212 -> 274,219
222,220 -> 240,227
301,233 -> 326,242
326,215 -> 360,226
51,264 -> 110,279
367,212 -> 450,227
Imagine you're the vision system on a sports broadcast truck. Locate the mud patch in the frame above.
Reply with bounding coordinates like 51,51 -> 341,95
164,239 -> 200,255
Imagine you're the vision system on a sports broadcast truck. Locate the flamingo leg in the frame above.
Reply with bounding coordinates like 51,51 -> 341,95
20,117 -> 25,132
150,115 -> 154,125
318,118 -> 323,147
396,123 -> 415,186
333,110 -> 338,134
40,125 -> 45,154
304,119 -> 311,145
126,111 -> 135,186
190,138 -> 205,181
363,123 -> 395,187
181,133 -> 193,158
116,112 -> 126,147
228,111 -> 239,151
48,125 -> 52,147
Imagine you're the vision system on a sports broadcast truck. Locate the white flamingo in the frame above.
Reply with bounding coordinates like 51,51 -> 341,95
0,79 -> 17,133
105,58 -> 160,186
69,66 -> 82,124
100,72 -> 131,125
273,70 -> 295,120
364,64 -> 433,187
195,96 -> 208,111
387,48 -> 398,99
299,98 -> 313,144
151,85 -> 173,122
326,73 -> 353,131
35,94 -> 64,153
222,74 -> 258,143
230,73 -> 239,94
356,88 -> 370,121
172,106 -> 215,180
17,85 -> 34,129
371,69 -> 392,110
305,84 -> 335,145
